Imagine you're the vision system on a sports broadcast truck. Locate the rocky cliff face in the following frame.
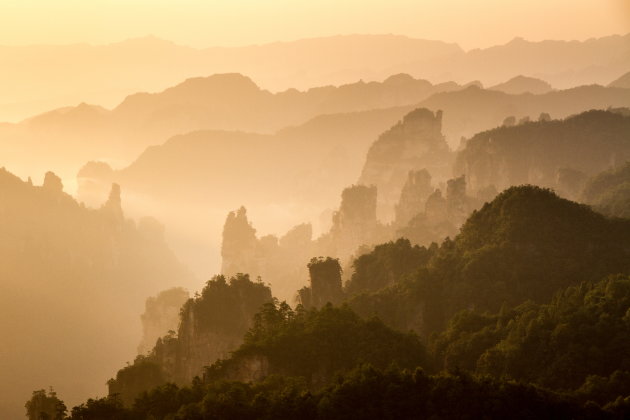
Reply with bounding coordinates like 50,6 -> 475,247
161,310 -> 244,384
358,108 -> 453,221
396,175 -> 489,247
329,185 -> 382,259
221,207 -> 314,302
221,207 -> 259,279
138,287 -> 189,355
297,257 -> 344,309
108,274 -> 272,405
394,169 -> 434,227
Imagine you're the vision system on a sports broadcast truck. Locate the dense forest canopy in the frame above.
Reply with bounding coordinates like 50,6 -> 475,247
53,184 -> 630,418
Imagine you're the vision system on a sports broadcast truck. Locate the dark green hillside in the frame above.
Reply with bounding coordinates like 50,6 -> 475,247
582,162 -> 630,219
432,274 -> 630,395
350,186 -> 630,334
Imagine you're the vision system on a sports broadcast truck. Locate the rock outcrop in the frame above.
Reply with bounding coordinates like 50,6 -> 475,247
358,108 -> 453,220
329,184 -> 381,259
108,274 -> 272,405
394,169 -> 434,227
138,287 -> 190,355
221,207 -> 259,279
297,257 -> 344,308
221,207 -> 314,302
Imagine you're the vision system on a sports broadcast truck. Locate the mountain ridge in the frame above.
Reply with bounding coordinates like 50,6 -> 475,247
1,32 -> 628,123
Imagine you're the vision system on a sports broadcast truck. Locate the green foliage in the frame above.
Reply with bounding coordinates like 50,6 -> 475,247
582,162 -> 630,203
206,301 -> 428,387
132,381 -> 204,419
449,186 -> 630,307
455,109 -> 630,195
70,186 -> 630,418
187,274 -> 273,334
107,356 -> 167,407
351,186 -> 630,335
432,275 -> 630,399
582,162 -> 630,219
108,274 -> 272,405
69,396 -> 129,420
70,366 -> 610,420
25,388 -> 66,420
345,238 -> 435,295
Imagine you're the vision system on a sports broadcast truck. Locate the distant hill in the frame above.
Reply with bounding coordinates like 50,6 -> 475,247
417,84 -> 630,146
582,162 -> 630,218
0,34 -> 462,122
489,75 -> 553,95
0,168 -> 192,419
454,109 -> 630,195
608,70 -> 630,88
2,33 -> 628,123
391,33 -> 630,90
350,186 -> 630,335
4,74 -> 630,190
0,73 -> 463,185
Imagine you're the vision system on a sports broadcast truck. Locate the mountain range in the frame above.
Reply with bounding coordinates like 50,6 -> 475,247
1,33 -> 628,122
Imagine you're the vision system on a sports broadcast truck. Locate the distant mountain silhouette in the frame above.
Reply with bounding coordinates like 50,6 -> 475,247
390,33 -> 630,90
417,84 -> 630,146
489,75 -> 553,95
0,34 -> 461,122
0,73 -> 466,184
5,73 -> 630,189
608,70 -> 630,88
1,33 -> 628,122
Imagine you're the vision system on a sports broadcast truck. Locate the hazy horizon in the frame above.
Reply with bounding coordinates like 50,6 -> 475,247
2,29 -> 629,53
1,0 -> 629,50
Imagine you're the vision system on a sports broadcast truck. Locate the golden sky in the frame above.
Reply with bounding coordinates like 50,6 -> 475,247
0,0 -> 629,49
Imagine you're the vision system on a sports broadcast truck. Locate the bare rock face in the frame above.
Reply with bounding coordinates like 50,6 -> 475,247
358,108 -> 453,221
396,176 -> 483,247
167,309 -> 244,384
394,169 -> 434,227
77,160 -> 114,208
138,287 -> 189,355
221,207 -> 259,279
210,354 -> 271,383
220,207 -> 314,302
42,171 -> 63,193
425,189 -> 448,225
298,257 -> 344,308
446,175 -> 468,226
101,183 -> 124,223
330,184 -> 379,259
109,274 -> 272,405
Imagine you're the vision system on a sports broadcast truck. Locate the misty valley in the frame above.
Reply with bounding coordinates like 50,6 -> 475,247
2,17 -> 630,420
